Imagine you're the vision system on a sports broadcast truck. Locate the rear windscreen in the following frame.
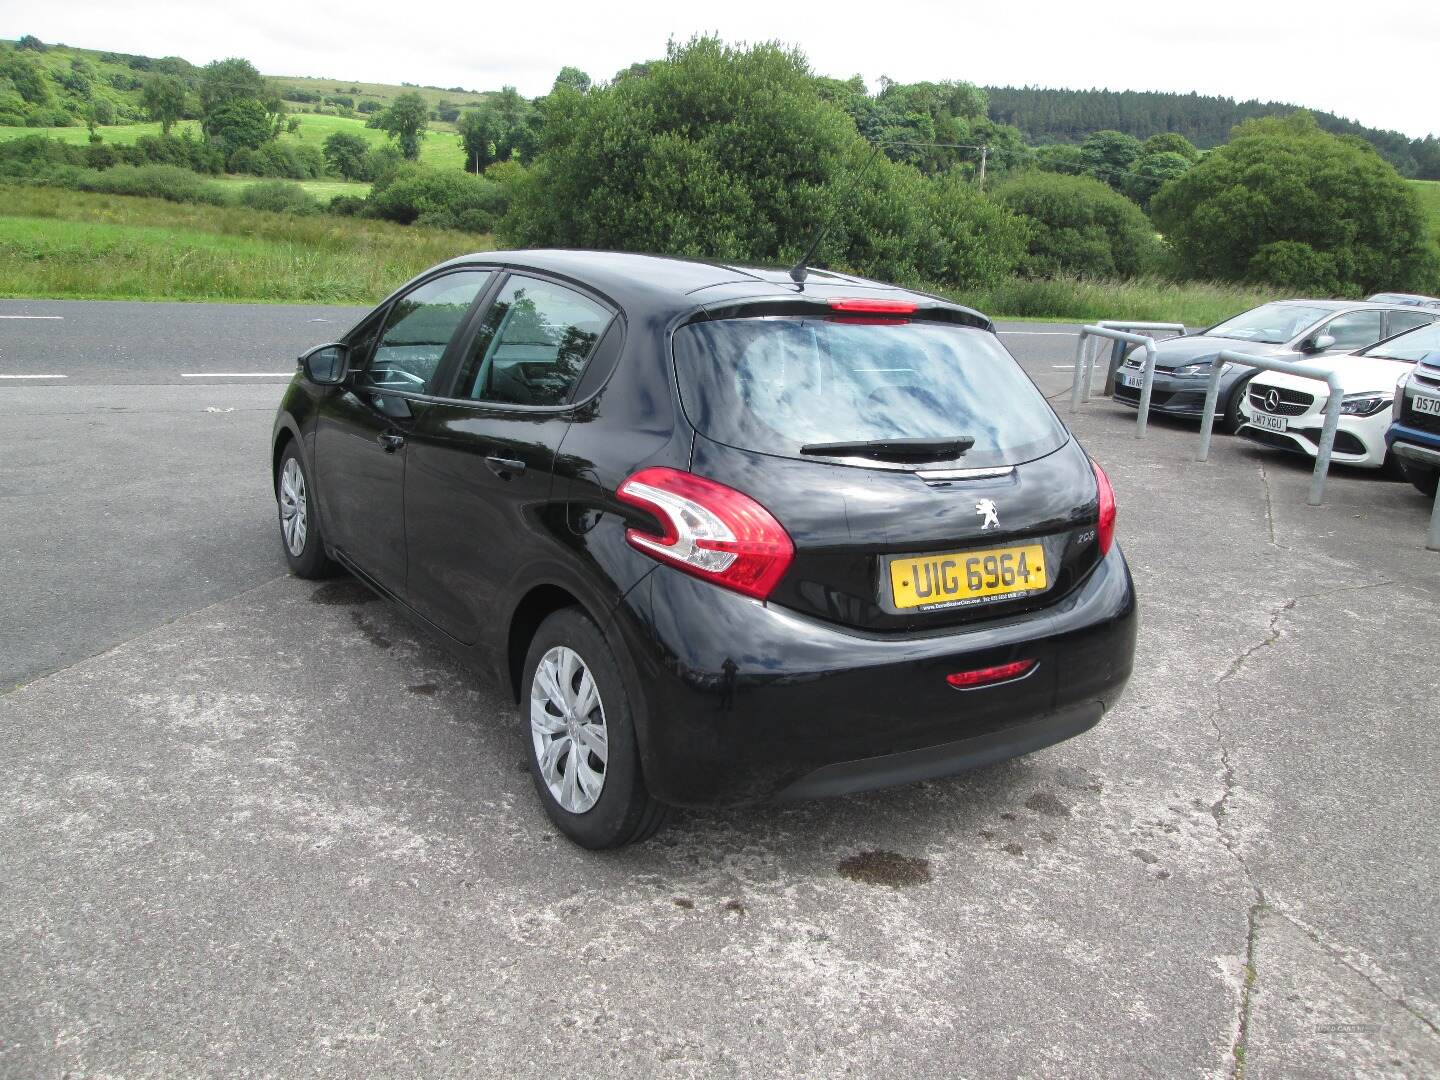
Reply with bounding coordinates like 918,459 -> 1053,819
672,317 -> 1068,468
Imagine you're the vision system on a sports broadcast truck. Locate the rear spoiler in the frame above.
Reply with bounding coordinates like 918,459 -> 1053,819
690,294 -> 994,332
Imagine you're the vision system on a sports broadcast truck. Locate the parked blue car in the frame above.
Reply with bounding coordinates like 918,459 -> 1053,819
1386,350 -> 1440,496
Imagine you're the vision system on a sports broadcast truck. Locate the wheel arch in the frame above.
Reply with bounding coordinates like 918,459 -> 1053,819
506,583 -> 589,703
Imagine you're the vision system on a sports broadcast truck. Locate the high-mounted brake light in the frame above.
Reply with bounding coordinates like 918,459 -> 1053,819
616,468 -> 794,600
946,659 -> 1037,690
1092,459 -> 1116,555
827,298 -> 918,314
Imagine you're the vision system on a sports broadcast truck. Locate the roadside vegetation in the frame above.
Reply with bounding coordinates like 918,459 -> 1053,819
1,33 -> 1436,315
0,184 -> 485,303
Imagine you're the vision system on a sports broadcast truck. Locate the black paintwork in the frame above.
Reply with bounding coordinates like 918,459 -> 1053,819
272,249 -> 1138,807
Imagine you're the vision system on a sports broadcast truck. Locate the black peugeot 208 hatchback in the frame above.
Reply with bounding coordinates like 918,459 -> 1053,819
271,250 -> 1137,848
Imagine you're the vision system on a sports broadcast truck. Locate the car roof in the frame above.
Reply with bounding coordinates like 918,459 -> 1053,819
431,248 -> 989,326
1265,299 -> 1397,311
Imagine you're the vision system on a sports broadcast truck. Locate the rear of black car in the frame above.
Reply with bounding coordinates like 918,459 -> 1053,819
608,296 -> 1137,807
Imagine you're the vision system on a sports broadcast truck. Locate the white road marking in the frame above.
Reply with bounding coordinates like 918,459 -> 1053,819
998,331 -> 1076,336
1052,365 -> 1076,370
0,315 -> 64,320
0,373 -> 67,379
181,372 -> 293,378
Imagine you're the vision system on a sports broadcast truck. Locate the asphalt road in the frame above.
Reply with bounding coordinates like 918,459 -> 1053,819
2,299 -> 1437,1078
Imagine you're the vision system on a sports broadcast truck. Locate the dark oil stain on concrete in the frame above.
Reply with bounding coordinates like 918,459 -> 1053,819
978,830 -> 996,841
1002,842 -> 1025,857
723,899 -> 747,914
406,683 -> 439,697
1039,831 -> 1057,844
311,580 -> 378,606
837,850 -> 932,888
1000,812 -> 1016,821
672,897 -> 695,910
1025,791 -> 1071,818
517,759 -> 531,774
350,612 -> 393,650
1131,848 -> 1159,865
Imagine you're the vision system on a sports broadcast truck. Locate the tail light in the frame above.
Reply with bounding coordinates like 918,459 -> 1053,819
616,467 -> 794,600
1092,459 -> 1116,555
828,298 -> 917,314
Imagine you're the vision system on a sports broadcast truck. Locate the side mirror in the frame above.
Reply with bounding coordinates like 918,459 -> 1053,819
1305,333 -> 1336,353
301,343 -> 348,385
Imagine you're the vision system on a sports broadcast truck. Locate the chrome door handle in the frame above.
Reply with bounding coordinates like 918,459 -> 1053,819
485,456 -> 527,479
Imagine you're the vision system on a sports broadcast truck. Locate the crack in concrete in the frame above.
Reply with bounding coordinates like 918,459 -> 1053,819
1206,579 -> 1413,1075
1232,899 -> 1268,1080
1208,597 -> 1292,1077
1257,462 -> 1280,549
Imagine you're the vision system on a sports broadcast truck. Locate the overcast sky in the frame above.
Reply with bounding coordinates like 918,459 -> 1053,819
8,0 -> 1438,138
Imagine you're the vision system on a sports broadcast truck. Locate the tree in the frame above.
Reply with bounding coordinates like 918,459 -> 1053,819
502,36 -> 1028,288
1152,113 -> 1440,294
1141,132 -> 1199,162
993,172 -> 1161,279
1034,144 -> 1085,175
206,98 -> 273,156
456,107 -> 503,172
1077,130 -> 1143,189
1122,150 -> 1193,210
16,35 -> 45,52
141,74 -> 188,135
90,96 -> 116,126
322,131 -> 371,179
552,67 -> 591,94
199,57 -> 267,137
368,91 -> 428,160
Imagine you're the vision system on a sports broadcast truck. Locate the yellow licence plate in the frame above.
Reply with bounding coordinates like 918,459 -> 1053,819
889,544 -> 1048,610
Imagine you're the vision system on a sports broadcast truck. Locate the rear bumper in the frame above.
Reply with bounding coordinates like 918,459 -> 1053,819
611,546 -> 1137,808
1387,423 -> 1440,457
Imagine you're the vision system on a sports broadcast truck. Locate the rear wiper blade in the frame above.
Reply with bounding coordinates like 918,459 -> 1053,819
798,436 -> 975,461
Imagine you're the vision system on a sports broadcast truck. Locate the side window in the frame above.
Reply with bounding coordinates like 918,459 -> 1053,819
1388,310 -> 1436,337
357,270 -> 491,393
1320,310 -> 1384,351
456,276 -> 613,406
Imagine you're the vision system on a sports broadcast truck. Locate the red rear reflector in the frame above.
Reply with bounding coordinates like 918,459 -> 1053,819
946,659 -> 1036,689
1091,459 -> 1116,555
827,298 -> 917,314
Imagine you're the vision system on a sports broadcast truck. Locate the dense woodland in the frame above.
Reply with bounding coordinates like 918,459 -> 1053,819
985,86 -> 1440,179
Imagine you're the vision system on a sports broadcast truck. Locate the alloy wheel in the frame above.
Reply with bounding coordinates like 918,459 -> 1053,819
530,645 -> 609,814
279,457 -> 308,556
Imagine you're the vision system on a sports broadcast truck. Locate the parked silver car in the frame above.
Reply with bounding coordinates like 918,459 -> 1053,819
1112,299 -> 1436,430
1367,292 -> 1440,309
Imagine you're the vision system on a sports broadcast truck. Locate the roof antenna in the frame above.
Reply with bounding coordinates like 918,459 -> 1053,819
789,142 -> 884,286
788,139 -> 991,286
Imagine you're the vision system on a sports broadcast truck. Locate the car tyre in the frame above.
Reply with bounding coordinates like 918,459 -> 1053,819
276,443 -> 340,579
1222,379 -> 1252,434
522,608 -> 668,849
1399,459 -> 1440,497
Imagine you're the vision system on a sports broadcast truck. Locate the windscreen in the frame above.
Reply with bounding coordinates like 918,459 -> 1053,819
672,317 -> 1068,468
1206,303 -> 1331,344
1366,321 -> 1440,363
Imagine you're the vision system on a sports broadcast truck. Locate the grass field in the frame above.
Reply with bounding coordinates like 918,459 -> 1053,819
0,113 -> 467,171
208,175 -> 372,200
1411,179 -> 1440,241
0,185 -> 490,304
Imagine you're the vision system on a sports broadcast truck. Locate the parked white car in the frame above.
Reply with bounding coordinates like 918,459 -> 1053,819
1237,319 -> 1440,471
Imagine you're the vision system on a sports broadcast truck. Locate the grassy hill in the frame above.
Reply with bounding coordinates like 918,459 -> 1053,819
0,112 -> 466,171
0,37 -> 488,137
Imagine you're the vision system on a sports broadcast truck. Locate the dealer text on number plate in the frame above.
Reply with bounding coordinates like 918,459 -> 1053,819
889,544 -> 1048,610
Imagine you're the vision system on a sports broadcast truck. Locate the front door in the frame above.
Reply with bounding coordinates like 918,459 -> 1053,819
404,273 -> 617,643
312,268 -> 493,595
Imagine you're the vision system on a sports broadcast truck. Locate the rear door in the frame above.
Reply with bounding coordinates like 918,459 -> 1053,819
311,268 -> 493,594
402,273 -> 619,643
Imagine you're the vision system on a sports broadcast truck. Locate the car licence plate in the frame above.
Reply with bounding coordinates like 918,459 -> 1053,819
1116,371 -> 1140,388
888,544 -> 1048,610
1251,412 -> 1287,432
1415,393 -> 1440,416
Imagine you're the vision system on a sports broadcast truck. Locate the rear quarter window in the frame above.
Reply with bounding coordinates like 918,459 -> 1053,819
672,317 -> 1068,469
